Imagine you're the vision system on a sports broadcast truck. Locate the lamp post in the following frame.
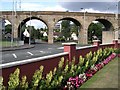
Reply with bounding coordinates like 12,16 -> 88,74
29,11 -> 31,45
11,0 -> 15,47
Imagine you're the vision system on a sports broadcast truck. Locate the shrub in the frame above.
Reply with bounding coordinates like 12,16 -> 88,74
19,76 -> 28,89
30,65 -> 44,89
8,68 -> 20,90
0,76 -> 5,90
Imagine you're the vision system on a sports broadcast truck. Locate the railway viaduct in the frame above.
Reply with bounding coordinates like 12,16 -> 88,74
1,11 -> 120,44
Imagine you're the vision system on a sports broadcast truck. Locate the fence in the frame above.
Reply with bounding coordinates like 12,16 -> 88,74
0,39 -> 120,86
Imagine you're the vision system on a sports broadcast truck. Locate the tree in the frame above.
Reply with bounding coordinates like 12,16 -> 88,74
27,26 -> 36,39
70,23 -> 78,36
61,20 -> 71,40
5,24 -> 12,34
88,22 -> 104,43
20,24 -> 27,40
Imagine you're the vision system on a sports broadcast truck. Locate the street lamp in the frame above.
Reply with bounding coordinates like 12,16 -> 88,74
29,11 -> 31,45
11,0 -> 15,47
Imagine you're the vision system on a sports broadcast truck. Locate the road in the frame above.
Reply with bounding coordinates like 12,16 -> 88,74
2,43 -> 64,64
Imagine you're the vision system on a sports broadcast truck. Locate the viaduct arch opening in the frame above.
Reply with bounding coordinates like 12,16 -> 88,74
87,19 -> 114,44
18,17 -> 48,43
54,17 -> 81,43
2,19 -> 12,42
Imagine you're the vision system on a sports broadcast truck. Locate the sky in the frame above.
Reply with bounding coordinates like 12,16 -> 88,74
1,0 -> 119,29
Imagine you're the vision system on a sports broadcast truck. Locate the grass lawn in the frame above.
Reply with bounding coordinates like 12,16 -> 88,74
79,57 -> 119,89
0,41 -> 17,47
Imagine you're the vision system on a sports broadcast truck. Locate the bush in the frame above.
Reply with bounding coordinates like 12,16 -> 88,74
41,36 -> 48,42
114,48 -> 120,54
8,68 -> 20,90
55,37 -> 65,42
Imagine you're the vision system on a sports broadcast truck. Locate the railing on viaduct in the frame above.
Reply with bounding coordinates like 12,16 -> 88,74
0,39 -> 120,86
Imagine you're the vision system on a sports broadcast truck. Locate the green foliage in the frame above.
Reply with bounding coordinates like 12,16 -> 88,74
79,56 -> 84,67
69,58 -> 76,76
31,65 -> 44,88
45,71 -> 53,87
83,51 -> 93,70
55,37 -> 65,42
114,48 -> 120,54
88,22 -> 104,43
19,76 -> 28,89
70,23 -> 78,36
0,76 -> 5,90
61,20 -> 71,40
53,67 -> 57,76
41,36 -> 48,41
58,57 -> 65,71
8,68 -> 20,90
95,49 -> 103,63
5,24 -> 12,34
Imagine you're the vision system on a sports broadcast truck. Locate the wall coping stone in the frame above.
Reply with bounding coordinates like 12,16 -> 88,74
62,42 -> 77,45
0,52 -> 68,69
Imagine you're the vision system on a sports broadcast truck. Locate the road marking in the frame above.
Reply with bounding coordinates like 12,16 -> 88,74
27,52 -> 34,56
12,53 -> 17,58
57,47 -> 64,49
48,48 -> 52,49
40,51 -> 44,53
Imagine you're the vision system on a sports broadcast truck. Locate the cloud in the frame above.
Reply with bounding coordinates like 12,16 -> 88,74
43,5 -> 67,11
57,0 -> 118,2
80,8 -> 114,13
1,0 -> 57,3
21,3 -> 67,11
59,2 -> 118,13
21,3 -> 43,11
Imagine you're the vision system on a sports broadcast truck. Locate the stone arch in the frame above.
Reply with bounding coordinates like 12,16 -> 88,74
95,19 -> 114,31
18,16 -> 48,40
56,17 -> 81,27
87,19 -> 115,44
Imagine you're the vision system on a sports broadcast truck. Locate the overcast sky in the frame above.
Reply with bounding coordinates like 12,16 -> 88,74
2,0 -> 119,29
1,0 -> 119,13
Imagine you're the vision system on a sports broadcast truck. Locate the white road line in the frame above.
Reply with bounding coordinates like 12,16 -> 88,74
40,51 -> 44,53
27,52 -> 34,56
57,47 -> 64,49
12,53 -> 17,58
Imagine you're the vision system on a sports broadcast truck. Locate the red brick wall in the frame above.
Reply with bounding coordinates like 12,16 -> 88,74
2,54 -> 68,86
1,42 -> 119,86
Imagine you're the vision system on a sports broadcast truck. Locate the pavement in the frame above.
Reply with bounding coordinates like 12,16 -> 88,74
1,44 -> 35,52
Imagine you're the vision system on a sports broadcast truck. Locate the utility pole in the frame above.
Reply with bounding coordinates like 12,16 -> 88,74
11,0 -> 14,47
29,11 -> 31,45
19,0 -> 21,41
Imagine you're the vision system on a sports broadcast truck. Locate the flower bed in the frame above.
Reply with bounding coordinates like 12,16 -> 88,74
64,53 -> 116,89
0,48 -> 117,89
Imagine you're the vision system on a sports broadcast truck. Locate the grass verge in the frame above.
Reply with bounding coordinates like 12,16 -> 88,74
79,57 -> 119,89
